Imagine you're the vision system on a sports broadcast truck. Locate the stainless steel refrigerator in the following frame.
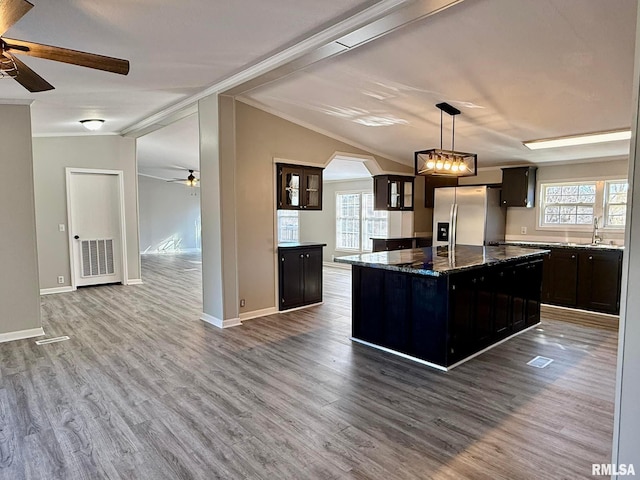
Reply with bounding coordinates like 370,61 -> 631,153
433,185 -> 506,247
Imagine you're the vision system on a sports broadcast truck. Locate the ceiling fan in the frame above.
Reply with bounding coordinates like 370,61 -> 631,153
168,170 -> 199,187
0,0 -> 129,92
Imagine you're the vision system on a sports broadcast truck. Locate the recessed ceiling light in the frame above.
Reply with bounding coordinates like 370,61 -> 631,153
80,119 -> 105,131
523,129 -> 631,150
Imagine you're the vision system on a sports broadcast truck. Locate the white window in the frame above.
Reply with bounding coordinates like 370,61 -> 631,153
539,179 -> 628,229
277,210 -> 299,242
336,192 -> 388,252
604,180 -> 628,227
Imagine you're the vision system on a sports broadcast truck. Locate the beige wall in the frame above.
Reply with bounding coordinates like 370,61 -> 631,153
32,135 -> 140,289
235,100 -> 411,314
0,104 -> 41,337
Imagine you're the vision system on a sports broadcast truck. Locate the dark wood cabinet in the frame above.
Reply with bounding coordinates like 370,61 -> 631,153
501,166 -> 537,208
278,244 -> 325,310
373,175 -> 414,211
542,247 -> 622,314
542,249 -> 578,307
371,237 -> 432,252
424,176 -> 458,208
277,163 -> 323,210
577,250 -> 623,314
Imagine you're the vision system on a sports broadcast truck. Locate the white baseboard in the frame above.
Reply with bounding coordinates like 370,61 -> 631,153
201,313 -> 242,329
323,261 -> 350,270
0,327 -> 45,344
240,307 -> 278,322
127,279 -> 144,285
40,286 -> 75,295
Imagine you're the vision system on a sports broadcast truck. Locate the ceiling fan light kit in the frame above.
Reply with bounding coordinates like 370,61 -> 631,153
415,102 -> 477,177
0,0 -> 130,92
80,119 -> 105,131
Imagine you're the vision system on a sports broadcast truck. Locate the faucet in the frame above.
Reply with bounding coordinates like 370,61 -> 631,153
592,217 -> 602,245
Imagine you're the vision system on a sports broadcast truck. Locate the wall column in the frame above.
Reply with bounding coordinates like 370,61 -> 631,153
0,103 -> 43,342
198,94 -> 240,328
612,5 -> 640,473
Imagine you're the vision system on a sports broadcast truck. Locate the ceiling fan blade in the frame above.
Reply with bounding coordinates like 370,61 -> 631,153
5,53 -> 54,92
2,37 -> 129,75
0,0 -> 33,37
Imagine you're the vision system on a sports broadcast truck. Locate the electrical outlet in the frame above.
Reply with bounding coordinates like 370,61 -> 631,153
58,224 -> 66,232
57,276 -> 64,284
521,226 -> 527,235
240,299 -> 246,308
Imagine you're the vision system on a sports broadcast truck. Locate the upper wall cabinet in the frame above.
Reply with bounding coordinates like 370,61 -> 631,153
277,163 -> 323,210
501,166 -> 537,208
374,175 -> 414,211
424,176 -> 458,208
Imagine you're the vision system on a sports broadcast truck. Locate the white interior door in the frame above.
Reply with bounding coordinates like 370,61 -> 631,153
69,171 -> 124,287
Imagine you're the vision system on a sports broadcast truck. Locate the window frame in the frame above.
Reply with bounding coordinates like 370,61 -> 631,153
276,209 -> 300,243
335,190 -> 389,253
537,177 -> 628,232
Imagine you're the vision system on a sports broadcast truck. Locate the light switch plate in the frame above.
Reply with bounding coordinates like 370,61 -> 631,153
59,224 -> 66,232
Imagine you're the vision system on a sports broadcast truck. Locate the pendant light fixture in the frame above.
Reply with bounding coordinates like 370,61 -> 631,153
415,102 -> 477,177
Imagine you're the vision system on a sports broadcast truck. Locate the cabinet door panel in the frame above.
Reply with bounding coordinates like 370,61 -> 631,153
544,249 -> 578,307
475,274 -> 493,347
280,166 -> 302,209
383,272 -> 410,352
526,260 -> 543,326
492,267 -> 512,337
511,264 -> 527,331
449,273 -> 475,362
279,250 -> 304,309
303,248 -> 323,304
303,169 -> 322,210
577,251 -> 622,314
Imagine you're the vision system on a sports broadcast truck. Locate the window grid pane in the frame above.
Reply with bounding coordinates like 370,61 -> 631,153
336,193 -> 361,250
361,193 -> 388,251
605,181 -> 628,227
541,182 -> 596,226
277,210 -> 299,243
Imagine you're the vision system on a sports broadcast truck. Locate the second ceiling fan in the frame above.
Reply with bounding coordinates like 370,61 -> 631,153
0,0 -> 129,92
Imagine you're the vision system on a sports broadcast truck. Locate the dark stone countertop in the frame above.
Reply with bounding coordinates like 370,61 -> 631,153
334,244 -> 549,277
499,240 -> 624,251
278,242 -> 327,249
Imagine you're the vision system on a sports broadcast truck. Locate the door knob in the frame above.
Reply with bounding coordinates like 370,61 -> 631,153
74,235 -> 80,240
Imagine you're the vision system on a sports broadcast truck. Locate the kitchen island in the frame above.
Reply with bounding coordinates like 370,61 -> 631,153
335,245 -> 548,370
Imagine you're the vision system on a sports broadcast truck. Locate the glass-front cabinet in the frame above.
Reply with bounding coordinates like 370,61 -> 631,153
373,175 -> 415,211
277,163 -> 323,210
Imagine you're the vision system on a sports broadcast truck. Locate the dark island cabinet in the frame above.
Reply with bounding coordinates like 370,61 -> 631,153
501,166 -> 537,208
277,163 -> 323,210
278,245 -> 324,310
374,175 -> 414,211
351,257 -> 544,368
542,248 -> 622,314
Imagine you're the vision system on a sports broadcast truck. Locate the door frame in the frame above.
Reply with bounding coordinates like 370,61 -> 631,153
65,168 -> 129,289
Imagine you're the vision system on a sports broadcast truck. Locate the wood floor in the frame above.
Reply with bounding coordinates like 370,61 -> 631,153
0,253 -> 617,480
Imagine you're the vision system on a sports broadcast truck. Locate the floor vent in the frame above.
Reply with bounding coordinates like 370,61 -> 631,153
527,356 -> 554,368
36,336 -> 70,345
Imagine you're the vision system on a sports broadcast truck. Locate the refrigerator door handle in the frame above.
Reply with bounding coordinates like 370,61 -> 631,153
449,203 -> 458,249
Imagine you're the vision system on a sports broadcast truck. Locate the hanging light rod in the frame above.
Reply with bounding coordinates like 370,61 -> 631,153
523,128 -> 631,150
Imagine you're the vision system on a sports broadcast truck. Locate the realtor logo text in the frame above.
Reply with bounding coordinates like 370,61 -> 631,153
592,464 -> 636,476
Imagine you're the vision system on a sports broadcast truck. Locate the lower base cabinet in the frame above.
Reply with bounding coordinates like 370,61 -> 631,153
278,245 -> 324,310
542,248 -> 622,314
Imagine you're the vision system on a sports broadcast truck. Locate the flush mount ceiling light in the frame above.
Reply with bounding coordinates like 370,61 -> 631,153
523,129 -> 631,150
80,119 -> 105,131
415,102 -> 477,177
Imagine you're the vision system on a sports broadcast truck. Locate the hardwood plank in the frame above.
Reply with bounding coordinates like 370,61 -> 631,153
0,254 -> 618,479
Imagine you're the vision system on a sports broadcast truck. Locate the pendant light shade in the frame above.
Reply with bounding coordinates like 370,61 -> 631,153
415,103 -> 477,177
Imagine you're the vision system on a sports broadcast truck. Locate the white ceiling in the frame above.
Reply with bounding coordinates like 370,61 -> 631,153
3,0 -> 638,176
244,0 -> 638,167
1,0 -> 377,135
